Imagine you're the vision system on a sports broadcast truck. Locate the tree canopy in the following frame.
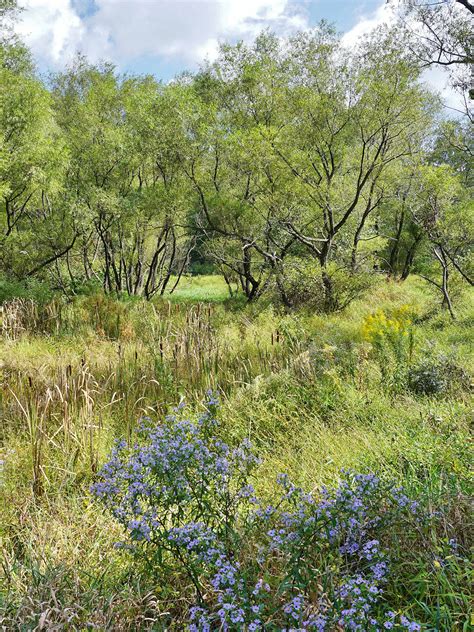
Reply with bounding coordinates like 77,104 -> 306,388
0,7 -> 472,315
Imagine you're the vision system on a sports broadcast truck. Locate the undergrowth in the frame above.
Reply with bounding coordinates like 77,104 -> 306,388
0,277 -> 472,630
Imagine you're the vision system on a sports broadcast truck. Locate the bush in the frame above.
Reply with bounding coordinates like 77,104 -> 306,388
361,305 -> 414,350
0,274 -> 53,304
408,353 -> 470,395
273,259 -> 374,313
92,398 -> 466,631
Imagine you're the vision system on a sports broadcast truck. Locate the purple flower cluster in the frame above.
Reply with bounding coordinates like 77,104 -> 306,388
250,470 -> 422,630
91,396 -> 263,629
91,398 -> 260,551
166,523 -> 254,630
92,400 -> 423,631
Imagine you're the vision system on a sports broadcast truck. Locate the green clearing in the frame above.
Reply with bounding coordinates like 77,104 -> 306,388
163,275 -> 237,304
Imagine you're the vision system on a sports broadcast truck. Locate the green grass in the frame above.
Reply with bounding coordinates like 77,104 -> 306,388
0,275 -> 472,630
162,274 -> 237,303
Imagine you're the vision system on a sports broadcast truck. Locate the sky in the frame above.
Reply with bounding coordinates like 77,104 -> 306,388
13,0 -> 459,108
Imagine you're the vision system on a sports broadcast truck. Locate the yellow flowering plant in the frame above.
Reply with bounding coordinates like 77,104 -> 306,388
361,305 -> 415,384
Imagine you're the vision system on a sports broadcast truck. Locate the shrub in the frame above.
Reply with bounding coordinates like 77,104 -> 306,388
409,359 -> 446,395
361,306 -> 415,386
91,398 -> 439,631
361,305 -> 413,349
274,259 -> 374,313
408,353 -> 470,395
0,274 -> 53,304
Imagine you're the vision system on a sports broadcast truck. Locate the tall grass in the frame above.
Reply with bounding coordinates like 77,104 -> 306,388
0,277 -> 472,629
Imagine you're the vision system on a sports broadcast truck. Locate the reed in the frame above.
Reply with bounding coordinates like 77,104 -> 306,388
0,297 -> 302,494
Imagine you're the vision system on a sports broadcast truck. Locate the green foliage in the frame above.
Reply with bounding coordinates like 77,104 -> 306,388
0,274 -> 53,303
0,280 -> 472,629
274,257 -> 374,312
408,357 -> 448,395
164,275 -> 234,303
408,351 -> 470,396
360,305 -> 415,387
0,18 -> 472,312
0,8 -> 473,627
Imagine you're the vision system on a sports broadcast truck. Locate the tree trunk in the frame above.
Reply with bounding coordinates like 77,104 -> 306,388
434,246 -> 455,319
400,233 -> 422,281
388,209 -> 405,276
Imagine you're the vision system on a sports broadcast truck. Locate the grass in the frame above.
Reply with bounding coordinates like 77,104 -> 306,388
0,275 -> 472,630
163,274 -> 236,303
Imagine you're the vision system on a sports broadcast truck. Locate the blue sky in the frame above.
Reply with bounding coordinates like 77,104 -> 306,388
16,0 -> 386,80
307,0 -> 382,32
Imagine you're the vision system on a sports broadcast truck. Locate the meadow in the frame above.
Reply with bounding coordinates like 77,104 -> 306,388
0,275 -> 472,631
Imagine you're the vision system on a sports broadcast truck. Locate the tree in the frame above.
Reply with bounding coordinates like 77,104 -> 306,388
410,165 -> 473,317
181,33 -> 298,301
0,17 -> 466,311
51,59 -> 193,297
378,171 -> 425,280
395,0 -> 474,104
430,118 -> 473,186
0,6 -> 71,282
267,30 -> 435,307
396,0 -> 473,67
180,28 -> 438,309
121,78 -> 195,298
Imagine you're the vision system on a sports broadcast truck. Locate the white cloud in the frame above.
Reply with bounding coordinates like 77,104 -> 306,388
16,0 -> 309,69
16,0 -> 86,64
341,2 -> 397,48
421,65 -> 468,114
15,0 -> 468,116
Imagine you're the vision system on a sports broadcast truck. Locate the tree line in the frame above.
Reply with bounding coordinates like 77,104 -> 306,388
1,0 -> 472,312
